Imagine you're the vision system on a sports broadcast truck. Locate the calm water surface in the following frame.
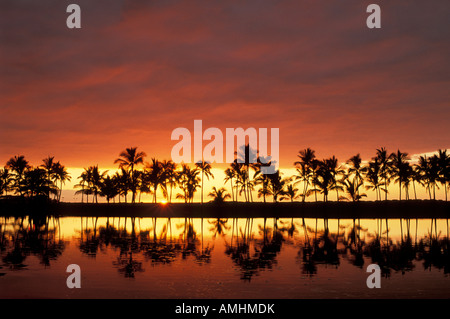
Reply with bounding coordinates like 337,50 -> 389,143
1,215 -> 449,298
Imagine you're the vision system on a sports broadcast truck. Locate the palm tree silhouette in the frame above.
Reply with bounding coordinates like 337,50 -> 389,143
196,160 -> 214,204
53,161 -> 71,202
347,154 -> 365,198
390,150 -> 411,200
161,160 -> 177,203
146,158 -> 164,203
437,149 -> 449,201
224,168 -> 236,202
281,184 -> 300,202
0,168 -> 13,196
74,167 -> 92,203
365,157 -> 383,201
176,164 -> 200,203
294,148 -> 316,202
376,147 -> 391,201
340,176 -> 367,202
100,175 -> 118,203
6,155 -> 30,195
208,186 -> 231,203
114,147 -> 146,203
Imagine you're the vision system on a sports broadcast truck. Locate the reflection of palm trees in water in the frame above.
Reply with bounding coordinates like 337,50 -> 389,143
418,218 -> 450,274
224,218 -> 283,281
1,215 -> 65,270
298,218 -> 340,275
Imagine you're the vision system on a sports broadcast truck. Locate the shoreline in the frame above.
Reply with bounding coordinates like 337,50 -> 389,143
0,198 -> 449,219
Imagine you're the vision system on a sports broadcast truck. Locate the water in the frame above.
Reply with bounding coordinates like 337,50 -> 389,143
1,216 -> 449,299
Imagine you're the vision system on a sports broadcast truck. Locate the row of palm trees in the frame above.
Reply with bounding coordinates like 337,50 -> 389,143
292,147 -> 449,202
0,155 -> 70,201
0,146 -> 449,203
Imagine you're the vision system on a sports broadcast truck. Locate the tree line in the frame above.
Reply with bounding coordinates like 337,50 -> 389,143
0,146 -> 448,203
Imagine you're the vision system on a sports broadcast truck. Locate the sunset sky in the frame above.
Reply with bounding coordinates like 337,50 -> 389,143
1,1 -> 449,178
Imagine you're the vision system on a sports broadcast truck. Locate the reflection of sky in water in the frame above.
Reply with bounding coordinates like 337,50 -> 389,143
1,217 -> 449,299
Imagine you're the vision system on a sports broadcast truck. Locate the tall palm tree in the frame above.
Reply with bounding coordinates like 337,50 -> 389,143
40,156 -> 57,198
376,147 -> 391,201
415,156 -> 432,200
437,149 -> 449,201
114,147 -> 146,203
161,160 -> 177,203
254,165 -> 271,203
347,154 -> 365,197
312,160 -> 334,202
90,166 -> 108,203
267,170 -> 287,202
294,148 -> 316,202
365,158 -> 383,201
53,162 -> 71,202
325,156 -> 345,201
176,164 -> 200,203
224,168 -> 236,202
389,150 -> 410,200
6,155 -> 30,195
114,168 -> 131,203
146,158 -> 164,203
195,160 -> 214,204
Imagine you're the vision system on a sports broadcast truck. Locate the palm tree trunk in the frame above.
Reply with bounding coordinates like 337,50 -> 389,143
201,170 -> 204,204
303,178 -> 307,202
230,179 -> 234,202
385,178 -> 388,201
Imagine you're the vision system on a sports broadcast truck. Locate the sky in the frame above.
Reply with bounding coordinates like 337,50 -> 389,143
1,0 -> 449,186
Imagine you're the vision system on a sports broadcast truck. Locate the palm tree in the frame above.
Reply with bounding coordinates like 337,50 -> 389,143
90,166 -> 107,203
281,184 -> 300,202
176,164 -> 200,203
437,149 -> 449,201
415,156 -> 433,200
6,155 -> 30,195
340,176 -> 367,202
224,168 -> 236,202
254,166 -> 271,203
115,168 -> 131,202
20,168 -> 57,198
0,168 -> 13,196
100,175 -> 119,203
365,158 -> 383,201
161,160 -> 177,203
347,154 -> 365,197
53,162 -> 71,202
195,160 -> 214,204
389,150 -> 411,200
376,147 -> 391,200
267,170 -> 287,202
146,158 -> 164,203
40,156 -> 57,199
294,148 -> 316,202
208,187 -> 231,203
324,156 -> 345,201
74,168 -> 90,203
114,147 -> 146,203
312,160 -> 334,202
